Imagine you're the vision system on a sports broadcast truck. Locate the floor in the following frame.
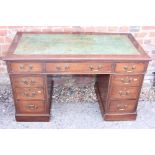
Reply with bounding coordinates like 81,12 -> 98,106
0,84 -> 155,129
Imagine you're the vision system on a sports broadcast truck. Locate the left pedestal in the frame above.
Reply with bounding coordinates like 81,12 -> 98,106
10,74 -> 52,122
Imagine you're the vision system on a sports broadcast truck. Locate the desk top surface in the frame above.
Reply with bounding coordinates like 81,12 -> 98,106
14,33 -> 139,55
4,32 -> 150,61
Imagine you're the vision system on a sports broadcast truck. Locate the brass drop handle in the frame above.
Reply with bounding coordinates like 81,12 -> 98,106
56,65 -> 70,71
117,104 -> 128,111
119,90 -> 130,96
89,65 -> 103,71
23,91 -> 38,97
121,78 -> 132,84
25,104 -> 38,110
123,65 -> 136,72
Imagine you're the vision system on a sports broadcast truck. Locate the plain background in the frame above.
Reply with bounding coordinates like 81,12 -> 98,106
0,0 -> 155,155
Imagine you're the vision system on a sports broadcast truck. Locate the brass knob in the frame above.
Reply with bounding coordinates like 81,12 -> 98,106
23,92 -> 29,97
22,80 -> 28,85
30,80 -> 36,84
56,66 -> 61,71
31,92 -> 36,97
64,65 -> 70,70
89,65 -> 94,71
132,65 -> 136,70
98,65 -> 103,70
123,66 -> 128,70
19,64 -> 25,70
29,65 -> 33,70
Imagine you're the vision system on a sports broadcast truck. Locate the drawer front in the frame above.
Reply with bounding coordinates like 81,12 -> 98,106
15,87 -> 44,100
108,100 -> 137,113
10,62 -> 43,73
12,76 -> 44,87
111,75 -> 143,86
115,63 -> 146,73
110,86 -> 140,100
16,101 -> 46,114
46,62 -> 112,73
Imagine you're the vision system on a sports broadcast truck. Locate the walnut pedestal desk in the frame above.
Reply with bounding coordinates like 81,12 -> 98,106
3,32 -> 150,122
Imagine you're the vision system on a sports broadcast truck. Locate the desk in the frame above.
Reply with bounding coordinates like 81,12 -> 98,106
3,32 -> 150,122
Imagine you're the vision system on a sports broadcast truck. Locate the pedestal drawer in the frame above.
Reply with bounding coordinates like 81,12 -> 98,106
110,86 -> 140,100
12,76 -> 44,87
14,87 -> 45,100
16,100 -> 46,114
108,100 -> 137,113
111,75 -> 143,86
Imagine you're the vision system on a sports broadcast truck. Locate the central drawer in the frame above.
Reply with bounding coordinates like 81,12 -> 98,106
46,62 -> 113,73
14,87 -> 45,100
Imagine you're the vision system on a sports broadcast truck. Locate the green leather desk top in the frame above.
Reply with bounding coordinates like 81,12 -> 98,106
14,34 -> 140,55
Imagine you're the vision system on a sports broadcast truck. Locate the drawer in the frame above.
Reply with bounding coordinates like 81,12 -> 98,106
14,87 -> 44,100
108,100 -> 137,113
115,63 -> 146,73
10,62 -> 43,73
111,75 -> 143,86
46,62 -> 112,73
12,76 -> 44,87
110,86 -> 140,100
16,100 -> 46,114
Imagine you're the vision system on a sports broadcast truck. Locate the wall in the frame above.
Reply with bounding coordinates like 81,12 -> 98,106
0,26 -> 155,89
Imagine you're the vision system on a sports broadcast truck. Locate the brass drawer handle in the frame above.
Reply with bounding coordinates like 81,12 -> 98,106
22,80 -> 29,85
89,65 -> 103,71
56,65 -> 70,71
119,91 -> 130,96
25,104 -> 38,110
22,79 -> 36,85
117,104 -> 128,111
121,78 -> 132,84
23,91 -> 38,97
123,65 -> 136,72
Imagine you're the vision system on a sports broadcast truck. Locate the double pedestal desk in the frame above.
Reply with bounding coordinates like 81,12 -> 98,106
3,32 -> 150,122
